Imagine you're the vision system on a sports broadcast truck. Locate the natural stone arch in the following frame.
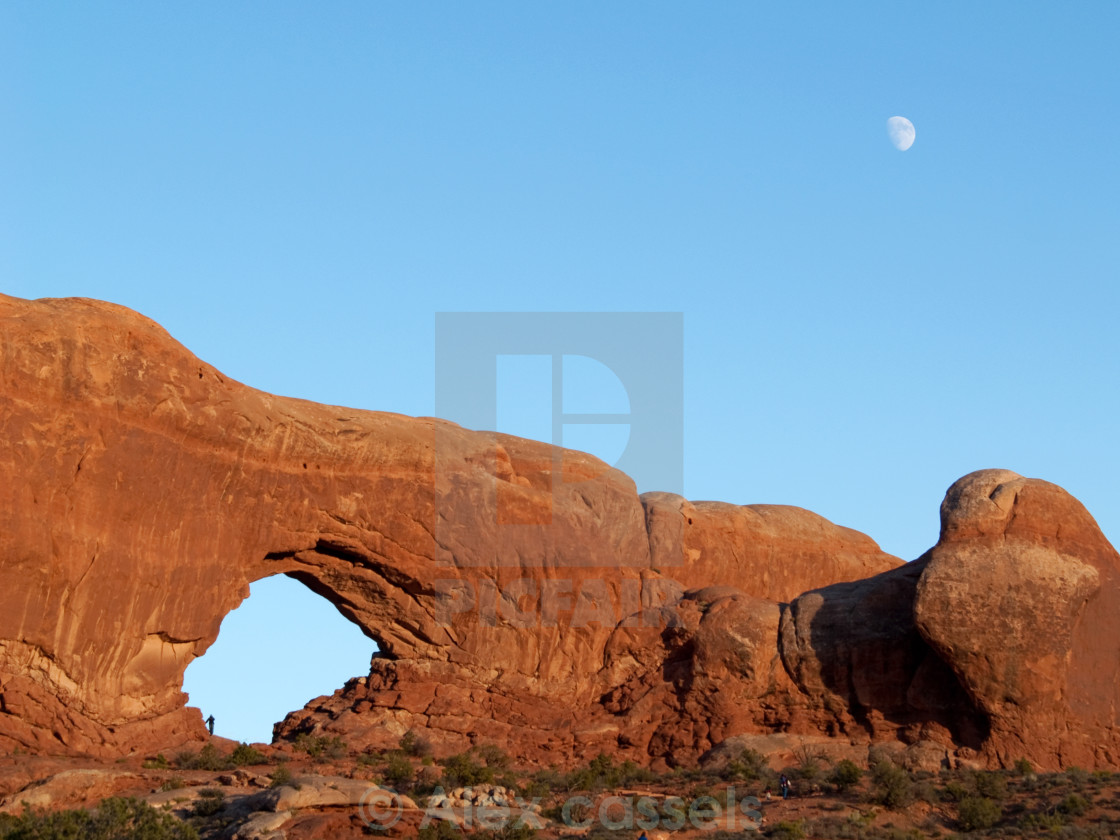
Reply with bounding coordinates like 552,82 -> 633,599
182,571 -> 380,742
4,294 -> 1118,769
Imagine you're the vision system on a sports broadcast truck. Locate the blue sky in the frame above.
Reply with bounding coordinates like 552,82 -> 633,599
3,2 -> 1117,743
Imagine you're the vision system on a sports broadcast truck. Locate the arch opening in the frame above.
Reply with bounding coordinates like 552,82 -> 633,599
182,573 -> 378,744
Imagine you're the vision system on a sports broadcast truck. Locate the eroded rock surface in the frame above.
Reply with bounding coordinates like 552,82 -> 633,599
1,293 -> 1117,769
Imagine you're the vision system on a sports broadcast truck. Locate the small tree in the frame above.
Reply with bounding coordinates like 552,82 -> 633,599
384,754 -> 415,789
400,730 -> 432,757
958,796 -> 1001,831
871,759 -> 913,810
728,748 -> 770,781
829,759 -> 862,792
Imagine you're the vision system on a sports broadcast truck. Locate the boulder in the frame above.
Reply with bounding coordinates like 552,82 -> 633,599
915,470 -> 1120,768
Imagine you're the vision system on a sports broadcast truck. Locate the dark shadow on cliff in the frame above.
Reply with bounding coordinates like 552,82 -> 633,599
781,553 -> 990,751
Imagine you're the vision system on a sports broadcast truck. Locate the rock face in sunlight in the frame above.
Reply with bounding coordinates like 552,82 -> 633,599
1,293 -> 1118,769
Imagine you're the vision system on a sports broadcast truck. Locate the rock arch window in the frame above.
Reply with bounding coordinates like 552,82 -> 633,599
183,574 -> 378,743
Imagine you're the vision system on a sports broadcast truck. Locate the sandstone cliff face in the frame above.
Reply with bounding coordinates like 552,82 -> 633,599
1,293 -> 1117,769
915,470 -> 1120,768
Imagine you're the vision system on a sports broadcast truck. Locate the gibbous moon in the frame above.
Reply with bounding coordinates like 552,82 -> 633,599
886,116 -> 916,151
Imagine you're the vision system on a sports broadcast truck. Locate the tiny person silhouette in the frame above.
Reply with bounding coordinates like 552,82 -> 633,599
206,715 -> 215,736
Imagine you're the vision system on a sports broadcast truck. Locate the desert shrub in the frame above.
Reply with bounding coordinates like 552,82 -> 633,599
792,745 -> 827,783
441,751 -> 495,787
11,798 -> 194,839
913,780 -> 941,805
400,730 -> 432,757
562,753 -> 637,792
230,742 -> 266,766
268,764 -> 295,789
1014,758 -> 1034,776
293,733 -> 347,760
174,743 -> 230,771
943,780 -> 969,802
871,760 -> 914,810
478,823 -> 537,840
384,754 -> 415,788
143,753 -> 171,769
412,766 -> 442,798
972,770 -> 1007,801
1020,811 -> 1067,832
159,777 -> 186,792
522,768 -> 563,799
958,796 -> 1002,831
476,744 -> 511,769
729,748 -> 771,782
1057,793 -> 1090,817
191,789 -> 225,818
830,759 -> 863,792
0,797 -> 198,840
1065,766 -> 1090,787
768,819 -> 806,840
357,750 -> 382,767
418,819 -> 461,840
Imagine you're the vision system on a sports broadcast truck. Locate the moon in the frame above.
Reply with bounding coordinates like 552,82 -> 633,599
886,116 -> 916,151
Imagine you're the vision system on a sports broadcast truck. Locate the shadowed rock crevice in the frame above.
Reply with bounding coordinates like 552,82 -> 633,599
2,294 -> 1119,769
778,556 -> 990,753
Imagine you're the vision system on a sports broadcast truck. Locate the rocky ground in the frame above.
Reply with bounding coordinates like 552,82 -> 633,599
3,736 -> 1120,840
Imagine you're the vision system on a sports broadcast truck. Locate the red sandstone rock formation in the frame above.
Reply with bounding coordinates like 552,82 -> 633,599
1,293 -> 1117,769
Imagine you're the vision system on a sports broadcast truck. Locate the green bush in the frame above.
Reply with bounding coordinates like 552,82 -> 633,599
767,819 -> 806,840
871,760 -> 913,810
1014,758 -> 1034,776
1019,811 -> 1066,832
476,744 -> 511,769
972,770 -> 1007,801
943,780 -> 969,802
0,796 -> 198,840
269,764 -> 295,789
230,742 -> 267,766
729,748 -> 771,781
1065,766 -> 1090,787
400,730 -> 432,757
441,751 -> 495,787
958,796 -> 1001,831
829,759 -> 862,792
174,743 -> 230,771
143,754 -> 171,770
293,733 -> 348,760
159,777 -> 186,792
479,823 -> 538,840
792,746 -> 827,782
191,789 -> 225,818
1057,793 -> 1090,816
384,754 -> 415,788
559,753 -> 657,792
418,819 -> 461,840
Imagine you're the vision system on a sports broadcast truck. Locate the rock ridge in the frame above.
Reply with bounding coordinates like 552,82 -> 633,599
1,294 -> 1118,769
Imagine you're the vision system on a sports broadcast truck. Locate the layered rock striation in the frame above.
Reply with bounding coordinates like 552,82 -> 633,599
1,294 -> 1116,768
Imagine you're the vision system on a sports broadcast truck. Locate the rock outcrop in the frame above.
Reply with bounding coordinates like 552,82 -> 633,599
1,293 -> 1117,769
